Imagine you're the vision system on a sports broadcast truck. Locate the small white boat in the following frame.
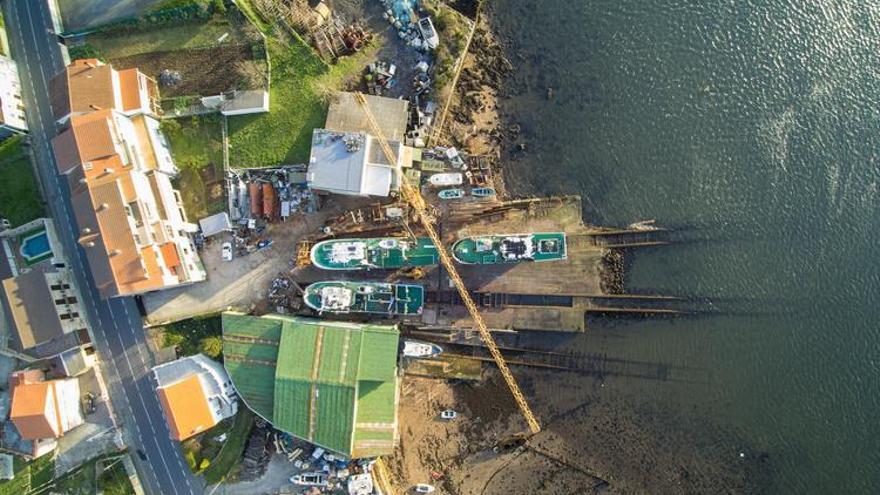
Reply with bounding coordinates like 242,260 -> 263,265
438,188 -> 464,199
403,340 -> 443,358
471,187 -> 495,197
418,17 -> 439,50
429,173 -> 463,186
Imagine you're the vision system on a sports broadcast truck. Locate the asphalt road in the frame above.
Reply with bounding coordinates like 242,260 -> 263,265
2,1 -> 203,493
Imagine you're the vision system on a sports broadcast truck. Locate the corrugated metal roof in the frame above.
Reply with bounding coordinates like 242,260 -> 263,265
222,313 -> 399,457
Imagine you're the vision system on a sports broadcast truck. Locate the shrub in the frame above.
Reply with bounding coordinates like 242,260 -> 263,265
198,335 -> 223,359
198,458 -> 211,471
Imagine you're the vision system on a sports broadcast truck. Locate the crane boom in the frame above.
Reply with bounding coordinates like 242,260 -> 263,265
354,92 -> 541,434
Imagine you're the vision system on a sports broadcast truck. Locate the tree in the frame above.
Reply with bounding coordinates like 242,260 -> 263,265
198,335 -> 223,359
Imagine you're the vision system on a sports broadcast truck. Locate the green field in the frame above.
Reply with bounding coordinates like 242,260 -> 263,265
227,35 -> 381,167
163,116 -> 225,220
0,455 -> 54,495
0,137 -> 45,227
199,408 -> 254,484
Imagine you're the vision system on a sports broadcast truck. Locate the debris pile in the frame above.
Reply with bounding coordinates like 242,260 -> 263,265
267,275 -> 303,313
239,421 -> 271,481
364,60 -> 397,95
229,167 -> 315,223
378,0 -> 438,51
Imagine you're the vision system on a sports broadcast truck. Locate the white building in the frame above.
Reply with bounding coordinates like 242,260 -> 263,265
307,129 -> 413,197
0,55 -> 27,136
153,354 -> 237,441
49,60 -> 205,298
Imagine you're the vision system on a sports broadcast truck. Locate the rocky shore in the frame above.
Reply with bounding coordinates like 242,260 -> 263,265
418,4 -> 771,494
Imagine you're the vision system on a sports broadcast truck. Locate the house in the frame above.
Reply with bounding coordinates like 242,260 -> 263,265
152,354 -> 237,441
0,55 -> 27,137
307,129 -> 413,197
50,59 -> 158,124
222,313 -> 400,458
1,269 -> 86,350
49,61 -> 206,299
8,369 -> 84,458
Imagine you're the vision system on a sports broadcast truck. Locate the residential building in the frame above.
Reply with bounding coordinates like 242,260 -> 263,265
0,55 -> 27,137
49,60 -> 205,298
50,58 -> 158,124
307,128 -> 413,197
222,313 -> 400,458
8,369 -> 84,458
1,269 -> 85,350
153,354 -> 237,441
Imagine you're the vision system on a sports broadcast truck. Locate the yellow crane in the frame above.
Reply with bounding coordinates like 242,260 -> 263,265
354,92 -> 541,435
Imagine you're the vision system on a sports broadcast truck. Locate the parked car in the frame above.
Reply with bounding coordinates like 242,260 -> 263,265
440,409 -> 457,420
290,472 -> 328,487
221,242 -> 233,261
414,484 -> 436,494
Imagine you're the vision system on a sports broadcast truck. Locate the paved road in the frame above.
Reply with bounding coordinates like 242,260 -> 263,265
2,1 -> 203,494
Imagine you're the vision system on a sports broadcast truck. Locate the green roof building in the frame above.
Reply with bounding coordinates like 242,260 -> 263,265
221,313 -> 400,458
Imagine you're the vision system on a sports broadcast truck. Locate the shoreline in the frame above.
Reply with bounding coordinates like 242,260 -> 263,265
419,4 -> 770,493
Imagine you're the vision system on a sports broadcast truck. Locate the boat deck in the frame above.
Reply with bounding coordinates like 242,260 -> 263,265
453,232 -> 567,264
355,284 -> 424,315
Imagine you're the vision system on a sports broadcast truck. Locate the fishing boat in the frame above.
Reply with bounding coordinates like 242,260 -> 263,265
417,17 -> 439,50
310,237 -> 438,270
438,188 -> 464,200
402,340 -> 443,358
471,187 -> 495,197
452,232 -> 567,264
304,281 -> 424,316
428,173 -> 463,186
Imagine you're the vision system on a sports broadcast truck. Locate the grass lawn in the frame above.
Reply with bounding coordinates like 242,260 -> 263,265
163,115 -> 226,220
0,136 -> 45,227
161,314 -> 221,357
35,454 -> 134,495
0,455 -> 54,495
86,16 -> 249,59
188,408 -> 254,484
97,458 -> 135,495
227,35 -> 382,167
77,9 -> 265,98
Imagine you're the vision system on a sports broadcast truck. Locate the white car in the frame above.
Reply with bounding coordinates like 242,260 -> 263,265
414,484 -> 436,494
221,242 -> 233,261
290,472 -> 328,487
440,409 -> 457,420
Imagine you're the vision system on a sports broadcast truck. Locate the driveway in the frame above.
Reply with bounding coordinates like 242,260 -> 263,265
143,212 -> 332,324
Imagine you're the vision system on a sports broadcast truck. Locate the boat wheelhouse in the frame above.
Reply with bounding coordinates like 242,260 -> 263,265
304,281 -> 425,316
310,237 -> 438,270
452,233 -> 567,264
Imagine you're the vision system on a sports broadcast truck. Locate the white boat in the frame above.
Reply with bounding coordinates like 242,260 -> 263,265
429,173 -> 463,186
418,17 -> 439,50
403,340 -> 443,358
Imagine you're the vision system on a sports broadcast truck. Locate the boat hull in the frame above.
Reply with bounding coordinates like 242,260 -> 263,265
310,237 -> 438,270
452,232 -> 567,264
304,281 -> 425,316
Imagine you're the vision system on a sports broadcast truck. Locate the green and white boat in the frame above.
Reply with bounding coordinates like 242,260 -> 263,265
304,281 -> 425,316
310,237 -> 438,270
452,233 -> 567,264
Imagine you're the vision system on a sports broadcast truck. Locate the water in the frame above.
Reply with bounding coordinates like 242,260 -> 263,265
20,231 -> 51,260
489,0 -> 880,492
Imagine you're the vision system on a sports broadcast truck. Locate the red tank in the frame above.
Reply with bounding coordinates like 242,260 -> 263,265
262,183 -> 276,219
249,183 -> 262,217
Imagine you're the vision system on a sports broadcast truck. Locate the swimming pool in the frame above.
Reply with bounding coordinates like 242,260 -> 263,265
19,230 -> 52,264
